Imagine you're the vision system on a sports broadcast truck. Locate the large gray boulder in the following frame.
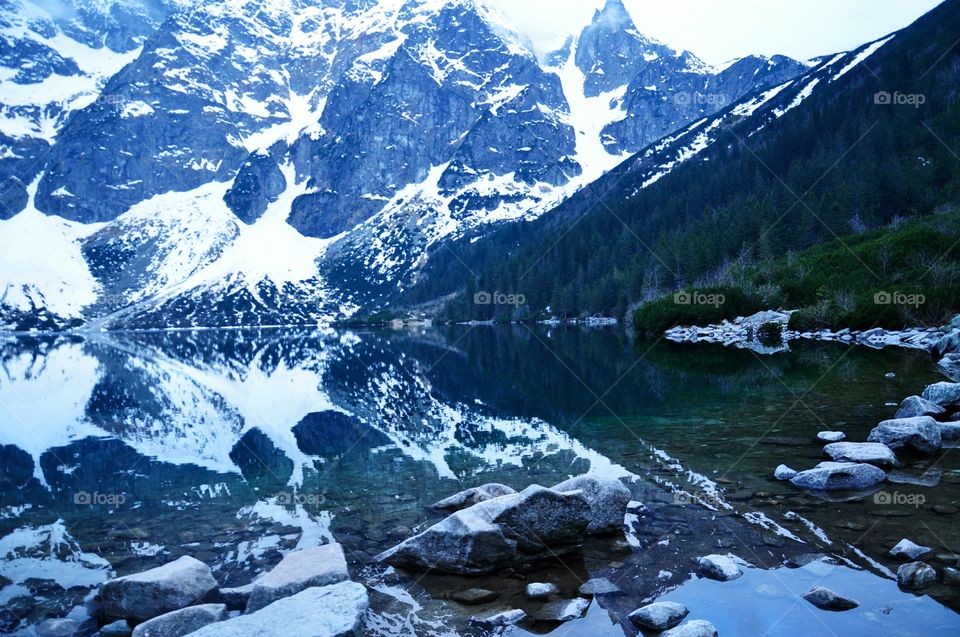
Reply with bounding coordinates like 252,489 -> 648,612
132,604 -> 227,637
96,556 -> 219,623
376,485 -> 591,575
552,475 -> 630,534
896,395 -> 946,419
628,601 -> 689,631
246,544 -> 349,612
823,442 -> 898,467
790,462 -> 886,491
183,583 -> 367,637
868,417 -> 941,455
431,483 -> 516,512
698,554 -> 743,581
661,620 -> 719,637
922,382 -> 960,409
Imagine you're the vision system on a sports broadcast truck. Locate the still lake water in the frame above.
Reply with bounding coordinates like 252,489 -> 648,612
1,325 -> 959,635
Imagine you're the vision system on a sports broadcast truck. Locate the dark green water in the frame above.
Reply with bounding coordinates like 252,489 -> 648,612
1,326 -> 958,635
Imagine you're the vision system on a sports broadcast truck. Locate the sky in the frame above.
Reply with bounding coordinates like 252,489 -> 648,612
489,0 -> 946,66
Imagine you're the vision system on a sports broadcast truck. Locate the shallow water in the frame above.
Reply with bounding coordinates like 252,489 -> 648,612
1,325 -> 959,635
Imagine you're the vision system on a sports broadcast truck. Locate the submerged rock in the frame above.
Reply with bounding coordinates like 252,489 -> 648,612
817,431 -> 846,443
450,588 -> 499,605
922,382 -> 960,409
897,562 -> 937,590
868,417 -> 941,455
534,597 -> 591,622
246,544 -> 349,612
789,462 -> 886,491
183,583 -> 367,637
698,554 -> 743,581
774,464 -> 797,480
801,586 -> 859,611
661,619 -> 719,637
431,483 -> 516,512
628,601 -> 689,631
36,619 -> 81,637
896,395 -> 946,419
95,556 -> 219,623
578,577 -> 621,596
525,582 -> 559,599
823,442 -> 898,467
377,485 -> 591,574
552,475 -> 631,535
131,604 -> 227,637
890,539 -> 934,561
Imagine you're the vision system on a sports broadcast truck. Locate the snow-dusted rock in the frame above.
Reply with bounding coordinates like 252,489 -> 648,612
802,586 -> 858,611
895,395 -> 946,419
377,485 -> 591,574
868,417 -> 941,455
95,556 -> 219,623
552,475 -> 631,535
469,609 -> 526,629
889,539 -> 933,560
432,483 -> 516,512
246,544 -> 349,612
183,583 -> 367,637
922,382 -> 960,409
526,582 -> 559,599
534,597 -> 591,622
817,431 -> 846,442
897,562 -> 937,590
661,619 -> 719,637
628,601 -> 689,631
698,554 -> 743,581
774,464 -> 797,480
131,604 -> 227,637
789,462 -> 886,491
100,620 -> 133,637
578,577 -> 621,595
823,442 -> 898,467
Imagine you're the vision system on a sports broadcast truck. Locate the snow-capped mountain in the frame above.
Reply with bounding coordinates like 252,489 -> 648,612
0,0 -> 809,330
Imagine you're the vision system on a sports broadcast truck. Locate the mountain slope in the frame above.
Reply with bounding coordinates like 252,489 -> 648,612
405,0 -> 960,323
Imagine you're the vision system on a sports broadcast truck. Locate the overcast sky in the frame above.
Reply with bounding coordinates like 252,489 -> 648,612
490,0 -> 945,65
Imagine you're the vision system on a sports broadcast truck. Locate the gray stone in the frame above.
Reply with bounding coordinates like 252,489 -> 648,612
132,604 -> 227,637
890,539 -> 933,561
897,562 -> 937,590
868,417 -> 941,455
432,483 -> 516,512
577,577 -> 621,595
817,431 -> 846,442
802,586 -> 858,611
922,382 -> 960,408
552,475 -> 631,535
96,556 -> 219,623
790,462 -> 886,491
661,620 -> 719,637
246,544 -> 349,612
940,422 -> 960,441
534,597 -> 591,622
774,464 -> 797,480
376,485 -> 592,575
698,554 -> 743,581
100,620 -> 133,637
469,609 -> 526,628
823,442 -> 898,467
944,567 -> 960,586
525,582 -> 559,599
896,395 -> 946,419
628,601 -> 689,631
450,588 -> 499,605
183,583 -> 367,637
